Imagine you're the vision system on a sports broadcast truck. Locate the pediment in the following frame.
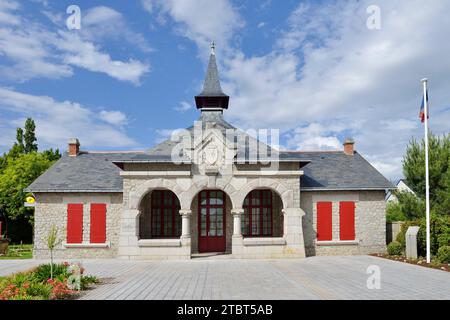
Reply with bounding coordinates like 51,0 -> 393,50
187,126 -> 237,175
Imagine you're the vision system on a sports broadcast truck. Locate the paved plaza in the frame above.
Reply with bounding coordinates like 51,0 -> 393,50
1,256 -> 449,300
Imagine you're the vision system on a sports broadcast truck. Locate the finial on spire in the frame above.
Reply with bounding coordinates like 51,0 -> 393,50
210,41 -> 216,55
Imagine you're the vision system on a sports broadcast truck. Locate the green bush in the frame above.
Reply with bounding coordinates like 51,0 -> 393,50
10,272 -> 33,287
80,275 -> 98,290
25,282 -> 52,299
396,215 -> 450,257
387,241 -> 403,256
386,201 -> 406,222
437,246 -> 450,263
31,263 -> 69,282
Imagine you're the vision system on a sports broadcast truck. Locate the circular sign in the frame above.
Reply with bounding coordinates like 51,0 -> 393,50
26,196 -> 35,204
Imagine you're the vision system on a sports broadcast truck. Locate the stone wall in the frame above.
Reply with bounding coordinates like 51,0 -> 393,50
33,193 -> 122,259
300,190 -> 387,256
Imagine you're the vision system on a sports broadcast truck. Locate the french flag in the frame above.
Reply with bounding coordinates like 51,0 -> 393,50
419,90 -> 429,123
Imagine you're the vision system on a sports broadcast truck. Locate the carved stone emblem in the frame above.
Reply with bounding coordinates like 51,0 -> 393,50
204,145 -> 218,166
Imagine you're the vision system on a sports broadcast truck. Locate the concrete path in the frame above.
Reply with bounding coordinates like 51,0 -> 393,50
1,256 -> 449,299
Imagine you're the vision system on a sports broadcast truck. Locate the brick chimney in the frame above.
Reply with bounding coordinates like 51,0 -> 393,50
343,138 -> 355,155
68,138 -> 80,156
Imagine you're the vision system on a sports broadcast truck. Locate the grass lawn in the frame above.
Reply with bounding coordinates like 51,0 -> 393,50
0,244 -> 33,260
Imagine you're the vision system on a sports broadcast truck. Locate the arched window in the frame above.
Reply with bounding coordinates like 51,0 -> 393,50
151,190 -> 181,238
242,190 -> 273,237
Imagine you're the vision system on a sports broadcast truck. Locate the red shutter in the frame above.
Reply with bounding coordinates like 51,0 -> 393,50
339,201 -> 355,240
316,202 -> 332,241
90,203 -> 106,243
67,204 -> 83,243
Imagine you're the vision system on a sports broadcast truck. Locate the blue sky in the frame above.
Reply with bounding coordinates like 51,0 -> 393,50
0,0 -> 449,180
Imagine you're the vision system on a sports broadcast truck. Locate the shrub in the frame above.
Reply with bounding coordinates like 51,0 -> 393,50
24,282 -> 52,299
437,246 -> 450,263
396,215 -> 450,257
32,263 -> 69,282
80,275 -> 98,290
387,241 -> 403,256
386,201 -> 406,222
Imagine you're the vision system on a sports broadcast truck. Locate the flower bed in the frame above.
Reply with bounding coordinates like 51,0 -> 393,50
0,262 -> 98,300
371,253 -> 450,272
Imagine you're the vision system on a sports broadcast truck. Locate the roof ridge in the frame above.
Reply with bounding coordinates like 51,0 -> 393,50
84,150 -> 146,154
281,150 -> 342,153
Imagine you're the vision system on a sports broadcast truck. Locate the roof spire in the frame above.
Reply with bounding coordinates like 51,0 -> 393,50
194,43 -> 229,110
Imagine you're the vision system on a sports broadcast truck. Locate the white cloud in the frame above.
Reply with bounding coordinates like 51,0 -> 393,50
82,6 -> 152,53
141,0 -> 153,14
174,101 -> 192,113
221,0 -> 450,179
154,128 -> 185,144
143,0 -> 244,56
55,31 -> 150,85
0,87 -> 136,150
99,110 -> 128,126
0,1 -> 150,83
285,122 -> 345,151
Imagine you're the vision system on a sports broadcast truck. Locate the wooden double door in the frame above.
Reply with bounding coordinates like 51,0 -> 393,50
198,190 -> 226,253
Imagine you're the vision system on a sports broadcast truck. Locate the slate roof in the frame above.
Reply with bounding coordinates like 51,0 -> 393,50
25,126 -> 393,193
292,151 -> 394,191
25,152 -> 139,193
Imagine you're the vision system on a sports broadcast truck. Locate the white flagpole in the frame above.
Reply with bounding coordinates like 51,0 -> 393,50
421,78 -> 431,263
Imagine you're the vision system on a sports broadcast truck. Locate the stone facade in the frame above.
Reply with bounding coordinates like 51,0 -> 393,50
32,171 -> 387,260
301,190 -> 387,256
33,193 -> 122,259
32,175 -> 387,260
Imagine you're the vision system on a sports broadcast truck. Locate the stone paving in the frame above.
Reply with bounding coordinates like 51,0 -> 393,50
1,256 -> 449,299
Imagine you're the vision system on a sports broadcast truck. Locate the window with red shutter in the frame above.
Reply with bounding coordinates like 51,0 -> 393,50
67,204 -> 83,243
316,202 -> 332,241
339,201 -> 355,240
90,203 -> 106,243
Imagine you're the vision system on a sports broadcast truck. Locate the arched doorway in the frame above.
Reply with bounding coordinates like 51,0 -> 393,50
197,190 -> 226,253
139,190 -> 181,239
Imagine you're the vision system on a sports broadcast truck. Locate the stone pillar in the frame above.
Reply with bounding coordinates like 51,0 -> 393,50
117,209 -> 140,258
232,209 -> 244,237
282,207 -> 306,258
231,209 -> 244,255
179,209 -> 192,246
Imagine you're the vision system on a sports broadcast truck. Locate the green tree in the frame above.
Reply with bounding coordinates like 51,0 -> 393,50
15,128 -> 25,154
403,133 -> 450,216
24,118 -> 38,153
47,225 -> 62,279
0,153 -> 53,232
42,148 -> 61,162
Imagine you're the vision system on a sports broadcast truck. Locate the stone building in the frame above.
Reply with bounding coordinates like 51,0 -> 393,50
26,48 -> 393,260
